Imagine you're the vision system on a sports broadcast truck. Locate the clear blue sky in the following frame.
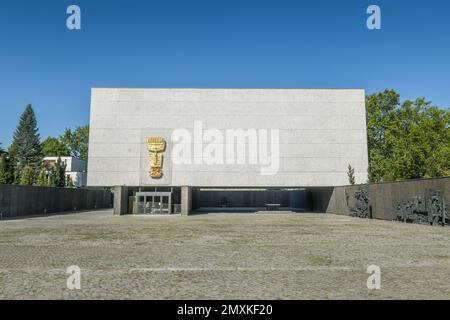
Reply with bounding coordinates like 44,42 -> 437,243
0,0 -> 449,146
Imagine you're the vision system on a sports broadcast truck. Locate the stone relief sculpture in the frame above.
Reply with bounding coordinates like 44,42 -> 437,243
349,185 -> 370,218
395,189 -> 449,226
146,137 -> 166,179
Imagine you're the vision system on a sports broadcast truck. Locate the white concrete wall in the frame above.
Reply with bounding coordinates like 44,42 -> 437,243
43,157 -> 86,174
88,88 -> 368,187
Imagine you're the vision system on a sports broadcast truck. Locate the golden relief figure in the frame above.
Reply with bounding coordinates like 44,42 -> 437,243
146,137 -> 166,178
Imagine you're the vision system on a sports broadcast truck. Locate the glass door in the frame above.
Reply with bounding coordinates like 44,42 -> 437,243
145,195 -> 153,214
135,192 -> 172,215
136,195 -> 146,214
161,196 -> 170,214
153,195 -> 161,214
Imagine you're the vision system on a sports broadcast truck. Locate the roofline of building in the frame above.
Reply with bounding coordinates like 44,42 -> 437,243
91,87 -> 365,90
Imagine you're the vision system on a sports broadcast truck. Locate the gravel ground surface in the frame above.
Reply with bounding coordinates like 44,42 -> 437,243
0,210 -> 449,300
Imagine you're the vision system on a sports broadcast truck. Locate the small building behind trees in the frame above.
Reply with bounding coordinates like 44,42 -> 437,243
43,156 -> 87,187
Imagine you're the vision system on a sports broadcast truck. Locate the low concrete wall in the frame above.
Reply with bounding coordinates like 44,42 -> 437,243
0,185 -> 113,218
327,177 -> 450,220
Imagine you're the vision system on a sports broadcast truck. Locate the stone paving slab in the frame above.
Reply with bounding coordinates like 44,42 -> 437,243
0,210 -> 450,299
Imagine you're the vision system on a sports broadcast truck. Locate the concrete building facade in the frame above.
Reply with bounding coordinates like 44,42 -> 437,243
87,88 -> 368,215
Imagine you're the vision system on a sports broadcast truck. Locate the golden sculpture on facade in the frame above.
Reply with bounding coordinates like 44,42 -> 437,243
146,137 -> 166,178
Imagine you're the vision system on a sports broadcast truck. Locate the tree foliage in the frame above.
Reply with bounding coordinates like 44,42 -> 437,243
10,105 -> 42,181
59,125 -> 89,161
36,168 -> 49,187
41,137 -> 70,157
66,175 -> 75,188
366,89 -> 450,182
19,165 -> 34,185
347,164 -> 356,185
0,153 -> 14,184
48,157 -> 67,187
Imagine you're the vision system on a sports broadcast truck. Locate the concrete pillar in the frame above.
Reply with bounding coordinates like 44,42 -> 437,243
113,186 -> 129,215
181,186 -> 192,216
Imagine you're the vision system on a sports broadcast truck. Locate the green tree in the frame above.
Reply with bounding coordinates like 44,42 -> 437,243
19,165 -> 34,185
366,89 -> 400,182
66,175 -> 75,188
421,106 -> 450,177
60,125 -> 89,161
347,164 -> 356,185
0,153 -> 14,184
7,143 -> 19,183
41,137 -> 70,157
36,168 -> 49,187
366,90 -> 450,182
48,157 -> 66,187
10,105 -> 43,180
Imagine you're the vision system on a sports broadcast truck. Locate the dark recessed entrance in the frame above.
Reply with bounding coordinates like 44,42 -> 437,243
192,188 -> 309,212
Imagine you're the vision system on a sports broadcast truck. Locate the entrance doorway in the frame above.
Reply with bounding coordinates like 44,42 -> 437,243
135,192 -> 172,214
192,188 -> 308,212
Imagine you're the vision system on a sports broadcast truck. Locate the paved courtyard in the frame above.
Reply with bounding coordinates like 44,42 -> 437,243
0,210 -> 449,299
